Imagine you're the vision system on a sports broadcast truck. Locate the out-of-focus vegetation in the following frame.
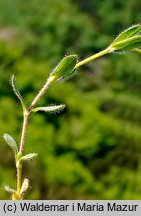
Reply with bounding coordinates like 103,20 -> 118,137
0,0 -> 141,199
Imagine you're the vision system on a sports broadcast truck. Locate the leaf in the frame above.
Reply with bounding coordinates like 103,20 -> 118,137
111,35 -> 141,51
112,24 -> 141,44
20,153 -> 38,162
4,185 -> 16,194
32,104 -> 65,113
11,75 -> 27,112
3,133 -> 18,156
20,178 -> 29,195
50,55 -> 78,81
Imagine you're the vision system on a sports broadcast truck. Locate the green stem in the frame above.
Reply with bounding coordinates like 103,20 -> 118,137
75,47 -> 111,69
17,113 -> 29,199
14,46 -> 113,200
28,76 -> 55,112
19,77 -> 54,153
19,113 -> 29,154
17,161 -> 22,198
15,73 -> 55,199
133,48 -> 141,54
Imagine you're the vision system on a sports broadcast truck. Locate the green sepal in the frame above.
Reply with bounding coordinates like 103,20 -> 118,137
110,24 -> 141,52
32,104 -> 65,113
112,24 -> 141,44
111,35 -> 141,51
11,75 -> 27,112
50,55 -> 78,81
20,153 -> 38,162
3,133 -> 18,157
4,185 -> 16,194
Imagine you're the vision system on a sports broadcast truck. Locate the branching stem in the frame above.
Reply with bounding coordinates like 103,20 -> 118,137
5,23 -> 141,200
28,76 -> 55,112
16,76 -> 55,199
16,48 -> 112,199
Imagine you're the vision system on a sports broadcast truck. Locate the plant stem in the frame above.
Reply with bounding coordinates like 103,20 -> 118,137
19,77 -> 54,153
19,113 -> 29,154
15,47 -> 113,199
75,47 -> 111,69
19,47 -> 111,154
133,48 -> 141,54
28,76 -> 55,112
16,113 -> 29,199
17,161 -> 22,198
15,75 -> 55,199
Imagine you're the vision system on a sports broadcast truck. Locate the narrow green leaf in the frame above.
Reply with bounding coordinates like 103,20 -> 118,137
4,185 -> 16,194
3,133 -> 18,156
11,75 -> 27,112
111,35 -> 141,51
20,153 -> 38,162
112,24 -> 141,44
50,55 -> 78,81
32,104 -> 65,113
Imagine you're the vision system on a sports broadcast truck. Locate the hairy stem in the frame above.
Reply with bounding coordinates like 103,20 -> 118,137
19,113 -> 29,154
15,75 -> 55,199
17,161 -> 22,198
16,112 -> 29,199
75,47 -> 111,69
28,76 -> 55,112
15,47 -> 114,199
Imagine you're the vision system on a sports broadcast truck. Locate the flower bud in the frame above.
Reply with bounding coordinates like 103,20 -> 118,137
109,24 -> 141,52
50,55 -> 78,81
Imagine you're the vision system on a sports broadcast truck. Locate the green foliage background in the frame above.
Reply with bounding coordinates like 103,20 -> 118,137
0,0 -> 141,199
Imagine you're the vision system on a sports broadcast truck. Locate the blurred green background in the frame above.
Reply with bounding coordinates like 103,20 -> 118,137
0,0 -> 141,199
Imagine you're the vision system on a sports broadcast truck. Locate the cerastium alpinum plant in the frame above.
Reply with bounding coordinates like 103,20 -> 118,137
3,24 -> 141,200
